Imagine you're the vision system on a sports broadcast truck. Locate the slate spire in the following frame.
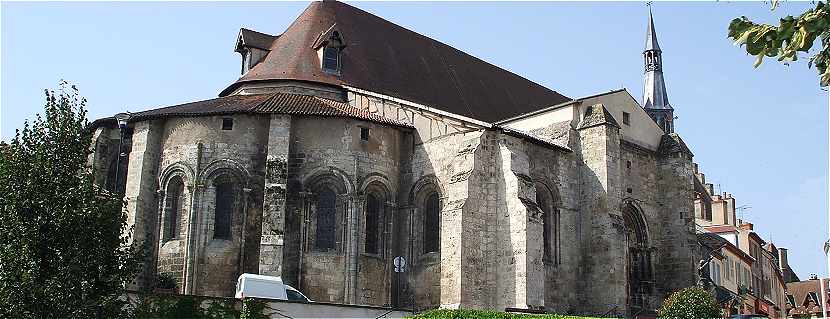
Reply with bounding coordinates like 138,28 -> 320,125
642,6 -> 674,133
645,8 -> 661,52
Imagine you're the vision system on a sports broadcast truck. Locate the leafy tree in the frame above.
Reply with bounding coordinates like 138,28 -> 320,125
728,1 -> 830,86
408,309 -> 599,319
657,287 -> 721,319
0,81 -> 143,318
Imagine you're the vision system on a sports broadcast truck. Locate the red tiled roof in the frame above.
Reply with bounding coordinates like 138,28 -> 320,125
96,93 -> 412,128
220,1 -> 570,123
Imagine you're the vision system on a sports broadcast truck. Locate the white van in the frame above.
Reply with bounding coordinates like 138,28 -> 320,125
235,273 -> 312,302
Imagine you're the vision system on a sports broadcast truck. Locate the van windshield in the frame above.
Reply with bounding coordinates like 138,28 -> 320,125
286,289 -> 308,302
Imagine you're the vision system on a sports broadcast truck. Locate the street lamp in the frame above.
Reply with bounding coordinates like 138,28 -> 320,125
113,112 -> 131,195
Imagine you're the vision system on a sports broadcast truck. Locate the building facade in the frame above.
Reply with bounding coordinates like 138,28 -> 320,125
91,1 -> 701,316
693,164 -> 791,318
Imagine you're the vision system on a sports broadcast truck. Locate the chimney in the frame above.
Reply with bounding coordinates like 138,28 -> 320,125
810,274 -> 819,280
711,196 -> 727,225
706,183 -> 714,194
725,195 -> 736,226
778,247 -> 789,271
739,222 -> 754,231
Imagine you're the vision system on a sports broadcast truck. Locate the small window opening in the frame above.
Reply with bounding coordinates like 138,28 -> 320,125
222,118 -> 233,130
244,51 -> 252,74
626,160 -> 632,169
423,192 -> 440,254
365,194 -> 380,254
322,46 -> 340,74
623,112 -> 631,125
214,180 -> 235,240
315,188 -> 337,250
360,127 -> 370,141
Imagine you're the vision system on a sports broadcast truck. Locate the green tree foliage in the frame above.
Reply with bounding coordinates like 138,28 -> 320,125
657,287 -> 721,319
129,293 -> 240,319
408,309 -> 600,319
239,299 -> 270,319
0,81 -> 144,318
728,1 -> 830,86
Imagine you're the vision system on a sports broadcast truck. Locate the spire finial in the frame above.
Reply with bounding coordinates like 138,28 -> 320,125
645,4 -> 661,52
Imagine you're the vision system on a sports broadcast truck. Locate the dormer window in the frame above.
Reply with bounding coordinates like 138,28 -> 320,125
313,25 -> 346,76
241,50 -> 253,74
234,28 -> 277,75
322,46 -> 340,74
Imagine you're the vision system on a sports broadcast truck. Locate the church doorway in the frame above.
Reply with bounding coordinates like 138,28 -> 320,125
623,202 -> 652,316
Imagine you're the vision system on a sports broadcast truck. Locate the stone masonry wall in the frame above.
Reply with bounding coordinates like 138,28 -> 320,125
403,129 -> 484,311
124,120 -> 163,289
526,129 -> 583,314
106,88 -> 700,314
495,134 -> 544,310
155,115 -> 269,296
281,116 -> 403,306
259,115 -> 291,277
653,150 -> 697,303
576,120 -> 627,315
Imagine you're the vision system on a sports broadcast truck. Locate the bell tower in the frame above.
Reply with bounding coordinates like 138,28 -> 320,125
642,7 -> 674,133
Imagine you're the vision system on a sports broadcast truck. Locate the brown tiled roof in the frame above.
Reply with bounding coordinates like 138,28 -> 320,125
95,93 -> 412,128
786,279 -> 829,316
221,1 -> 570,123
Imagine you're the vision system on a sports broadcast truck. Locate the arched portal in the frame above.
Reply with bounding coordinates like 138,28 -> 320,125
623,202 -> 652,314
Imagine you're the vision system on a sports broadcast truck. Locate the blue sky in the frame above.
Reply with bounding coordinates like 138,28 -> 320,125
2,1 -> 827,279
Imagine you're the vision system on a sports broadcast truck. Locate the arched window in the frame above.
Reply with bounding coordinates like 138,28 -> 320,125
423,192 -> 440,254
536,183 -> 559,265
214,176 -> 236,240
105,158 -> 128,194
164,176 -> 185,241
365,193 -> 380,254
322,46 -> 340,73
623,203 -> 652,312
315,187 -> 337,250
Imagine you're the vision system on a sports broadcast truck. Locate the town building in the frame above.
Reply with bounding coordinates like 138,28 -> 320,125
90,2 -> 705,316
693,165 -> 791,318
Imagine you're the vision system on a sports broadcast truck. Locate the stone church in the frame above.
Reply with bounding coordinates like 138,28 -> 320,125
90,1 -> 698,316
